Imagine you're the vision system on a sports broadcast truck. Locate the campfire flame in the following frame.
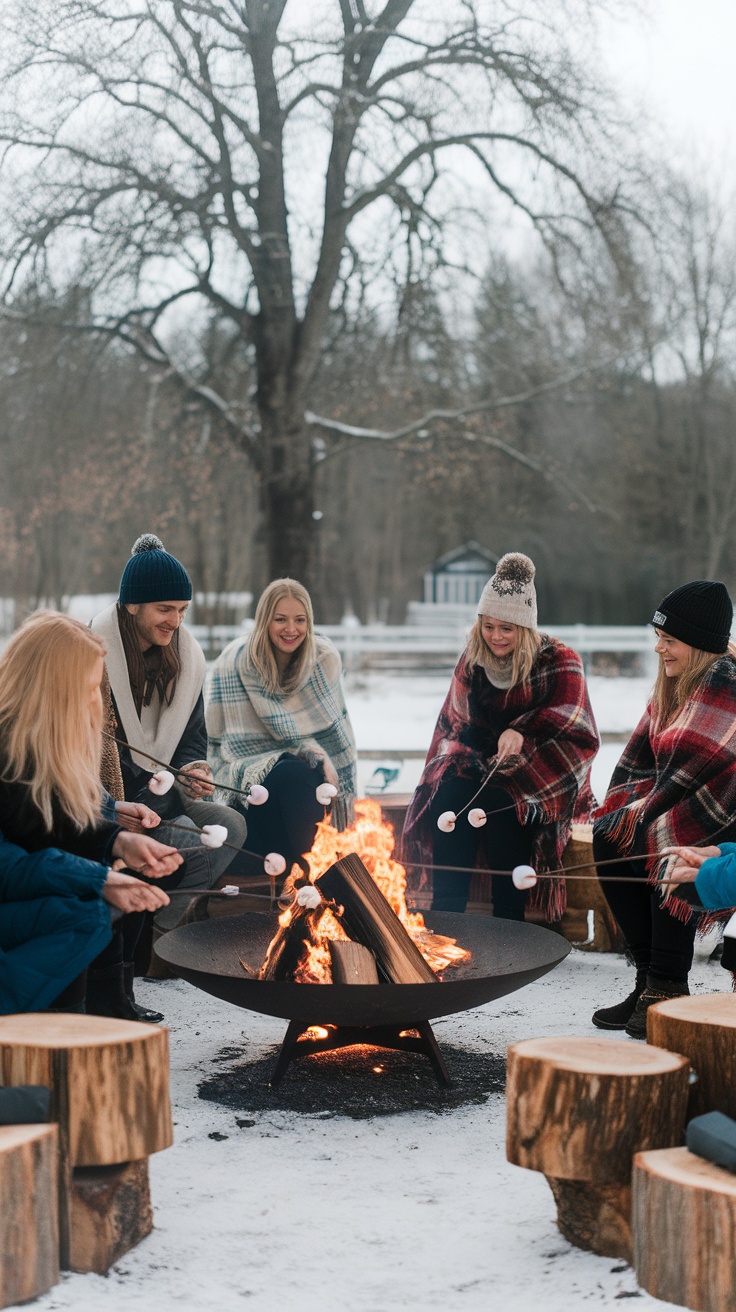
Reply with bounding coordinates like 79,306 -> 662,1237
261,799 -> 471,984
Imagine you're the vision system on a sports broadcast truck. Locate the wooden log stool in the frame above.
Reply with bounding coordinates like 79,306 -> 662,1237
647,993 -> 736,1119
0,1124 -> 59,1307
0,1014 -> 172,1274
506,1036 -> 690,1260
633,1146 -> 736,1311
558,824 -> 625,952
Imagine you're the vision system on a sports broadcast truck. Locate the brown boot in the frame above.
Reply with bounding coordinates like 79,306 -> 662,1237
625,976 -> 689,1040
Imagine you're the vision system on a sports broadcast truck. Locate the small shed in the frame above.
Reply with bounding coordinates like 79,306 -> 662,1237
423,542 -> 499,606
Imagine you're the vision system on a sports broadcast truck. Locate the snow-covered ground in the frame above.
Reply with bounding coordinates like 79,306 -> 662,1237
24,942 -> 727,1312
347,673 -> 649,802
12,669 -> 693,1312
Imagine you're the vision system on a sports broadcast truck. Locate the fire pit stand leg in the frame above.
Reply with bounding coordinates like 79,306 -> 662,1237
417,1021 -> 452,1088
269,1020 -> 303,1088
268,1020 -> 453,1089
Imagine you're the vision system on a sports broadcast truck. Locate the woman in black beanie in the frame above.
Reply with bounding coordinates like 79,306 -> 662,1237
592,579 -> 736,1038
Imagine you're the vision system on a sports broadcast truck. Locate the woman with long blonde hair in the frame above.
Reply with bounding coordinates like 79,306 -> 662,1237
206,579 -> 356,872
0,612 -> 182,1012
401,553 -> 599,919
593,580 -> 736,1038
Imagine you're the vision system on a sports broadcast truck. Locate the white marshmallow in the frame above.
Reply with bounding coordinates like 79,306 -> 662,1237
264,852 -> 287,877
512,864 -> 537,890
248,784 -> 269,805
148,770 -> 175,796
220,885 -> 239,897
437,811 -> 457,833
200,824 -> 228,849
468,808 -> 487,828
296,885 -> 322,909
316,782 -> 338,805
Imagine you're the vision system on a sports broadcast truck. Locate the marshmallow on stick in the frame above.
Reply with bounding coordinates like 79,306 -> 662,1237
468,808 -> 487,829
264,852 -> 287,877
149,770 -> 175,796
200,824 -> 228,849
437,811 -> 457,833
316,782 -> 338,806
248,784 -> 269,805
512,865 -> 537,890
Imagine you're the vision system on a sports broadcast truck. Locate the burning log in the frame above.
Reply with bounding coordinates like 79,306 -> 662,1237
258,901 -> 324,982
317,854 -> 438,986
328,941 -> 379,985
258,878 -> 350,983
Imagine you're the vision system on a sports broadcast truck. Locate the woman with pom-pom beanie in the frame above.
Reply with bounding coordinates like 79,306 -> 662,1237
400,553 -> 599,920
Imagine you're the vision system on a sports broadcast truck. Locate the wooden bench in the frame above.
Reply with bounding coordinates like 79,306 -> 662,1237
633,1146 -> 736,1311
647,993 -> 736,1119
0,1124 -> 59,1307
0,1013 -> 172,1273
506,1036 -> 690,1260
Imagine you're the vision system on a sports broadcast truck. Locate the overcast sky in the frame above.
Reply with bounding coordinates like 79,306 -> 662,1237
604,0 -> 736,161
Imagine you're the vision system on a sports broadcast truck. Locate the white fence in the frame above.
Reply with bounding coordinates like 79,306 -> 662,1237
188,618 -> 658,673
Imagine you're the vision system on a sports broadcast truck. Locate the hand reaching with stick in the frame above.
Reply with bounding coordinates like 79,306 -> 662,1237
661,845 -> 722,885
111,831 -> 183,879
102,870 -> 171,914
114,800 -> 161,830
496,729 -> 524,761
178,760 -> 215,799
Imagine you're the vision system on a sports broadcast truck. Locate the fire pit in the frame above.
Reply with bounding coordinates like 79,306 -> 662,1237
155,910 -> 570,1086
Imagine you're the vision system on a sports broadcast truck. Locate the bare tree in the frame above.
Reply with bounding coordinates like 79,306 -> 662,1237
0,0 -> 639,584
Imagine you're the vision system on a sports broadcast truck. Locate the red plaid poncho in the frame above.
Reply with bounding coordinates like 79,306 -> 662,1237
399,637 -> 599,919
595,654 -> 736,921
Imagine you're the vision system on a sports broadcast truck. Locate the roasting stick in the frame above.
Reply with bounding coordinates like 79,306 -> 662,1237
101,730 -> 265,806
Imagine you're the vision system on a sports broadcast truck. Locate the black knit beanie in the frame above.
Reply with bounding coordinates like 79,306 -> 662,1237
119,534 -> 192,605
651,580 -> 733,654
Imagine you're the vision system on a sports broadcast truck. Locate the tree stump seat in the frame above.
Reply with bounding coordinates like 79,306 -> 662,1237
0,1013 -> 172,1272
647,993 -> 736,1119
558,824 -> 625,952
506,1036 -> 691,1260
0,1123 -> 59,1307
633,1146 -> 736,1311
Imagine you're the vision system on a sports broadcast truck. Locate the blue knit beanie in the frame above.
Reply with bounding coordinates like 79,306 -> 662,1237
119,534 -> 192,605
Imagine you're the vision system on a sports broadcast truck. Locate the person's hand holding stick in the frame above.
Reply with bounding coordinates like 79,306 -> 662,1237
111,831 -> 183,879
177,761 -> 215,799
102,870 -> 171,914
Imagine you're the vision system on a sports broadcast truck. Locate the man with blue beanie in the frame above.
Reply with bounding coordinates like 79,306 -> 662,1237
90,535 -> 246,1017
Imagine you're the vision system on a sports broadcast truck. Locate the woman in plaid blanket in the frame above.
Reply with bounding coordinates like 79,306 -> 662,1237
206,579 -> 356,873
592,579 -> 736,1038
400,553 -> 599,920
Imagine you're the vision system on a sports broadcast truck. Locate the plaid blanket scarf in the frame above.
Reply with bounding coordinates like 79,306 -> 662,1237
399,637 -> 599,918
595,655 -> 736,921
205,634 -> 357,830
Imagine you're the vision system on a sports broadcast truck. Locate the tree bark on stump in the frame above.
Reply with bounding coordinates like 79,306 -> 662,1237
647,993 -> 736,1119
547,1178 -> 632,1260
0,1124 -> 59,1307
68,1159 -> 153,1275
317,854 -> 437,985
506,1036 -> 690,1259
633,1146 -> 736,1312
0,1013 -> 171,1268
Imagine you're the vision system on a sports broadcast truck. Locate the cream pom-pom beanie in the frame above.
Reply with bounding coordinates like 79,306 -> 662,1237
478,552 -> 537,629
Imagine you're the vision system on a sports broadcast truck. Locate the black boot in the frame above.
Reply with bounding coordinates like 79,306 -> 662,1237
86,963 -> 139,1021
123,963 -> 164,1024
625,976 -> 689,1041
592,971 -> 647,1030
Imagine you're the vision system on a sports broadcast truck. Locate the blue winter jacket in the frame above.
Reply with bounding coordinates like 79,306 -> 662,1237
0,831 -> 112,1014
695,843 -> 736,911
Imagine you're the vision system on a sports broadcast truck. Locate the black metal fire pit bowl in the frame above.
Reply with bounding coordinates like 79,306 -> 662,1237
156,912 -> 570,1087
